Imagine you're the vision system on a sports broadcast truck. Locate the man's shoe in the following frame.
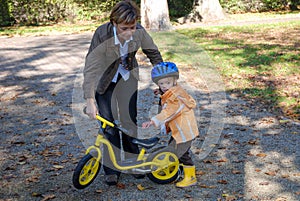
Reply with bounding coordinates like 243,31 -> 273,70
105,174 -> 118,186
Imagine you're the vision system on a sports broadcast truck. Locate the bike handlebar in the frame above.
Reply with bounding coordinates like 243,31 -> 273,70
83,107 -> 115,128
96,114 -> 115,128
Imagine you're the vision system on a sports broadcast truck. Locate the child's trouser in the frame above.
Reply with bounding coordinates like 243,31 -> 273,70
169,138 -> 194,166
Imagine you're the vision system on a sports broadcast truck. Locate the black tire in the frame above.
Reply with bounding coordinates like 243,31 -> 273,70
146,149 -> 180,184
72,153 -> 101,189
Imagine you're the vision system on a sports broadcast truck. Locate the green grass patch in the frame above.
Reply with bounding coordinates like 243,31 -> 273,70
176,20 -> 300,120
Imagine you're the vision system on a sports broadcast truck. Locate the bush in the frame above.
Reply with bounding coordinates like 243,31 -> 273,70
1,0 -> 299,26
5,0 -> 76,25
0,0 -> 13,26
220,0 -> 299,13
0,0 -> 116,26
167,0 -> 194,19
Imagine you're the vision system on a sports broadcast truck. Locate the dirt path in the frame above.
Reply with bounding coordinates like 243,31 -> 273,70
0,18 -> 300,201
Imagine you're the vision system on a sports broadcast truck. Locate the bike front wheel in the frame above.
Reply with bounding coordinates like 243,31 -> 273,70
72,153 -> 101,189
147,150 -> 179,184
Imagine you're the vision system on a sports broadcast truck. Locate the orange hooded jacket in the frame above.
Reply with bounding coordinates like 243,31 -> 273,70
151,85 -> 199,144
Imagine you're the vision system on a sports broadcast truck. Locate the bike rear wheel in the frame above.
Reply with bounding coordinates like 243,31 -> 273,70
147,150 -> 179,184
72,153 -> 101,189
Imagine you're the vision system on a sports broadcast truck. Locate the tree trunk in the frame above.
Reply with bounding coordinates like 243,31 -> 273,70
178,0 -> 226,24
289,0 -> 299,10
141,0 -> 172,31
0,0 -> 11,26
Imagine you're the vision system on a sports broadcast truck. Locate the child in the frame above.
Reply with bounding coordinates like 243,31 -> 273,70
142,62 -> 199,188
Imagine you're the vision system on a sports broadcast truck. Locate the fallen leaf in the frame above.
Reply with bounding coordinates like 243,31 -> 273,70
256,153 -> 267,158
96,189 -> 103,193
281,174 -> 289,178
26,176 -> 40,183
217,158 -> 227,163
199,184 -> 216,189
255,169 -> 261,172
53,165 -> 64,169
232,170 -> 241,174
248,139 -> 259,145
41,194 -> 56,201
199,184 -> 209,188
226,195 -> 237,201
137,184 -> 145,191
32,192 -> 42,197
279,120 -> 289,124
4,166 -> 16,171
116,183 -> 125,189
184,194 -> 192,198
265,171 -> 277,176
17,161 -> 27,165
259,181 -> 269,185
196,171 -> 206,176
222,194 -> 229,197
275,197 -> 288,201
218,180 -> 228,184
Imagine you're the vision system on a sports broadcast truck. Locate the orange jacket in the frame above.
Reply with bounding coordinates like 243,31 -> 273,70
151,85 -> 199,144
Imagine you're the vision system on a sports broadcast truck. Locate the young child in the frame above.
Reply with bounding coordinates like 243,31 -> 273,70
142,62 -> 199,188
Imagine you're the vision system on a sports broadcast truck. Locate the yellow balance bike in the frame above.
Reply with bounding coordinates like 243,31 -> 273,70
72,113 -> 180,189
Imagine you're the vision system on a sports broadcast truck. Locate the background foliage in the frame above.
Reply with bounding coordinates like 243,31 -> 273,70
220,0 -> 300,13
0,0 -> 299,26
0,0 -> 117,26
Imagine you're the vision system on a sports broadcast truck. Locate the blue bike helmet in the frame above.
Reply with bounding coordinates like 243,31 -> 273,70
151,62 -> 179,84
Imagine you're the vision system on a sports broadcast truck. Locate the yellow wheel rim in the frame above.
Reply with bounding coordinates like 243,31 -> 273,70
79,157 -> 100,185
151,152 -> 179,180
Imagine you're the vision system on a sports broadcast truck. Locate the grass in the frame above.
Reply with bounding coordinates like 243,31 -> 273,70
175,20 -> 300,121
0,21 -> 100,37
1,12 -> 299,121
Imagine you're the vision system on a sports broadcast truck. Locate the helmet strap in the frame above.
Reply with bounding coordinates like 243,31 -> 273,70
173,78 -> 177,86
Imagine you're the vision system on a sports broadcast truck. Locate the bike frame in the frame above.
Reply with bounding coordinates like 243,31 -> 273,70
85,114 -> 162,172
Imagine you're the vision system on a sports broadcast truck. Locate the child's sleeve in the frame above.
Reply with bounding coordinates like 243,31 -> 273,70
151,97 -> 185,127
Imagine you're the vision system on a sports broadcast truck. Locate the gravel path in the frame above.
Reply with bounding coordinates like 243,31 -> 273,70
0,27 -> 299,201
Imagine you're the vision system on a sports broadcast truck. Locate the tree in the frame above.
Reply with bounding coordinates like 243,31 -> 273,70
0,0 -> 11,26
141,0 -> 172,31
289,0 -> 300,10
178,0 -> 226,23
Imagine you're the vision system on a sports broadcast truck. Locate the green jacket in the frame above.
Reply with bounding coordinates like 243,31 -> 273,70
83,22 -> 163,98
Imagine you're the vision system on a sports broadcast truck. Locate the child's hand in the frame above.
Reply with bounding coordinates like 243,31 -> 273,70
153,88 -> 162,95
142,121 -> 153,128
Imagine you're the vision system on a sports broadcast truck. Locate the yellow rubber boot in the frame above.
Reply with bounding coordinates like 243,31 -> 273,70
176,166 -> 197,188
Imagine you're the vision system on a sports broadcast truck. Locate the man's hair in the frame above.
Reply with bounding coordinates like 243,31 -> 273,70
110,0 -> 140,24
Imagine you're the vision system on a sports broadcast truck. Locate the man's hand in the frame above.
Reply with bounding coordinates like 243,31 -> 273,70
86,98 -> 98,119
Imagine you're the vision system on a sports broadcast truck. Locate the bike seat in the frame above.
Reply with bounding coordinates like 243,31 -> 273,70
132,137 -> 160,149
